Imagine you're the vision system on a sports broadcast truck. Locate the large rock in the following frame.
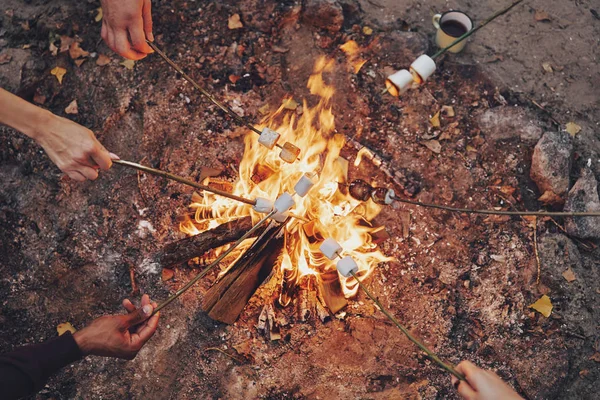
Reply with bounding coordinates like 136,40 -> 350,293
478,106 -> 544,143
303,0 -> 344,33
530,131 -> 572,197
564,168 -> 600,239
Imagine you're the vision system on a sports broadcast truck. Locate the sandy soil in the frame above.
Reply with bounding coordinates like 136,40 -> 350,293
0,0 -> 598,399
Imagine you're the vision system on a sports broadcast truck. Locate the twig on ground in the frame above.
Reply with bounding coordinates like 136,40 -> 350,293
204,347 -> 245,363
534,217 -> 541,286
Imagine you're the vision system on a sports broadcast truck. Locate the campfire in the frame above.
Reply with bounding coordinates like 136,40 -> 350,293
178,57 -> 391,324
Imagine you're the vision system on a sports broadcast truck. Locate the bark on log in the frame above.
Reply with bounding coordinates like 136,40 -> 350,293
202,220 -> 286,324
138,217 -> 253,273
319,270 -> 348,314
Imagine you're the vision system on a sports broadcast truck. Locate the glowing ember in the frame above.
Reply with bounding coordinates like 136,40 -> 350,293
180,57 -> 392,299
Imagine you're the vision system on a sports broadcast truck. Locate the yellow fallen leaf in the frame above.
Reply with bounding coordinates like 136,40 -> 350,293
57,322 -> 76,336
95,7 -> 103,22
529,294 -> 553,317
466,145 -> 477,152
562,268 -> 576,282
565,122 -> 581,137
228,13 -> 243,30
362,26 -> 373,35
430,111 -> 441,128
542,62 -> 553,73
65,100 -> 78,114
120,59 -> 135,70
96,54 -> 111,66
51,66 -> 67,84
282,98 -> 298,110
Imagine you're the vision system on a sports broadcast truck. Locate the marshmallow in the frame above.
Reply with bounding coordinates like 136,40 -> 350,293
336,256 -> 359,278
258,127 -> 281,150
371,188 -> 395,205
279,142 -> 301,164
272,212 -> 289,223
410,55 -> 436,83
252,197 -> 274,213
320,238 -> 342,260
294,172 -> 317,197
386,69 -> 414,97
274,193 -> 295,213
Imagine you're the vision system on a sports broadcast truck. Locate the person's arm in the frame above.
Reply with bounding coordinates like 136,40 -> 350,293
100,0 -> 154,60
0,88 -> 115,181
451,361 -> 523,400
0,295 -> 159,400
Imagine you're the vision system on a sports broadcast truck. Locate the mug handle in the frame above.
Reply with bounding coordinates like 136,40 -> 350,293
432,14 -> 441,29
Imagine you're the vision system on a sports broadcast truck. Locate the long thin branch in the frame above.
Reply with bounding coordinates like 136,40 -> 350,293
391,195 -> 600,217
350,271 -> 465,380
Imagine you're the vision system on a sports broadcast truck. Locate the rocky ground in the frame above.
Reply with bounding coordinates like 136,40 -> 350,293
0,0 -> 598,399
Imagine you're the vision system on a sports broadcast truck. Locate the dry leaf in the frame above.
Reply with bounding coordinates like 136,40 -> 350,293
120,59 -> 135,70
579,369 -> 590,378
74,59 -> 86,67
51,66 -> 67,84
590,353 -> 600,362
542,62 -> 553,73
422,140 -> 442,154
22,44 -> 31,49
65,100 -> 78,114
441,105 -> 455,117
362,26 -> 373,35
483,54 -> 503,63
21,21 -> 30,31
228,14 -> 243,30
96,54 -> 111,66
538,190 -> 564,206
161,268 -> 174,281
430,111 -> 441,128
57,322 -> 76,335
534,10 -> 551,22
565,122 -> 581,136
229,74 -> 240,84
49,42 -> 58,56
466,145 -> 477,152
0,53 -> 12,65
282,98 -> 298,110
59,35 -> 75,53
529,294 -> 553,317
95,7 -> 103,22
562,268 -> 576,282
69,42 -> 89,60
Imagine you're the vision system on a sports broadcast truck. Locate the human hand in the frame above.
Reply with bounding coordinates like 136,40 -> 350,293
451,361 -> 523,400
73,294 -> 160,360
35,114 -> 117,181
100,0 -> 154,60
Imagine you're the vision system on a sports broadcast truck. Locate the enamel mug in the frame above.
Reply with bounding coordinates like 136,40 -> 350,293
432,11 -> 473,53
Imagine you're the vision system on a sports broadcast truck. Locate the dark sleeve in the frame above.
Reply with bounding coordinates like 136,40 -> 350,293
0,332 -> 83,400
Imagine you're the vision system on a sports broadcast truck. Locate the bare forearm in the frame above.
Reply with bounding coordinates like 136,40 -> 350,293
0,87 -> 53,141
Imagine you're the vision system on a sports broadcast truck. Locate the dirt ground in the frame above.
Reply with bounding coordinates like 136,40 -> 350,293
0,0 -> 598,399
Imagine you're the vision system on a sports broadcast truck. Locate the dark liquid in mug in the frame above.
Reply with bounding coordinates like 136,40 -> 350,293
441,20 -> 468,37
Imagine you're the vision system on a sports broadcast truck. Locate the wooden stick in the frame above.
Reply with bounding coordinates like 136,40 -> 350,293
350,270 -> 466,381
391,195 -> 600,217
113,159 -> 256,206
153,210 -> 276,314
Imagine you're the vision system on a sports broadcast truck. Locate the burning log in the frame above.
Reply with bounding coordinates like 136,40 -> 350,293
138,217 -> 253,273
318,270 -> 348,314
296,274 -> 317,322
202,220 -> 286,324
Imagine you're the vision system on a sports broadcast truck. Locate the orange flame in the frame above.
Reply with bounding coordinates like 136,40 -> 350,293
181,56 -> 391,297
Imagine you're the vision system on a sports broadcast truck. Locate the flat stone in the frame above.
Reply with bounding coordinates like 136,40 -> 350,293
564,168 -> 600,239
478,106 -> 544,143
303,0 -> 344,33
530,131 -> 572,197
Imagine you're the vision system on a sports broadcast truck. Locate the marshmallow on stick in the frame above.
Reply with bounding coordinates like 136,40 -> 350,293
258,127 -> 281,150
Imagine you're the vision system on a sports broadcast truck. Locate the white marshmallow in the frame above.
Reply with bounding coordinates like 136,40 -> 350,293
320,238 -> 342,260
386,69 -> 414,96
252,197 -> 274,213
336,256 -> 359,278
385,189 -> 395,205
279,142 -> 301,164
258,127 -> 281,150
410,55 -> 437,83
294,173 -> 317,197
272,212 -> 289,223
274,193 -> 295,213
